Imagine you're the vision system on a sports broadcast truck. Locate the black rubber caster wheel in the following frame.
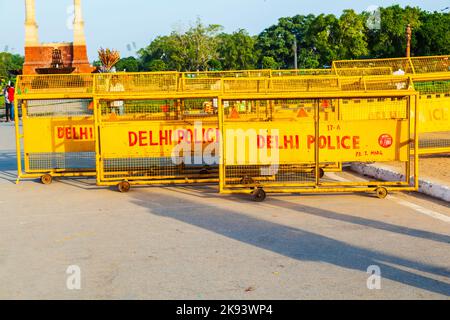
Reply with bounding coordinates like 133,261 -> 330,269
40,174 -> 53,185
319,168 -> 325,178
251,188 -> 266,202
117,181 -> 131,193
375,187 -> 388,199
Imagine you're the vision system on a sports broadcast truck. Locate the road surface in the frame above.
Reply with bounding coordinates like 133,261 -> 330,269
0,122 -> 449,299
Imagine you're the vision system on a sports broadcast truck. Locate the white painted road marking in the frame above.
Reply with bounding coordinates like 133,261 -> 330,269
393,198 -> 450,223
326,172 -> 450,223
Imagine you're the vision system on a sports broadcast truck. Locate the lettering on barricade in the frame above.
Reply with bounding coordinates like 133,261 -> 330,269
56,126 -> 95,141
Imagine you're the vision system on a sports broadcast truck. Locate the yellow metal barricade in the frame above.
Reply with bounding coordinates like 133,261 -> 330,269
219,84 -> 418,201
333,55 -> 450,155
14,74 -> 96,184
94,96 -> 220,191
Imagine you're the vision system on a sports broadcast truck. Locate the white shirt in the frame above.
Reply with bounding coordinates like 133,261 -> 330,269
109,82 -> 125,107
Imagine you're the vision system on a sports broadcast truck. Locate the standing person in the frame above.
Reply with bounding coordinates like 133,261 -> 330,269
109,75 -> 125,115
3,85 -> 10,122
7,83 -> 15,121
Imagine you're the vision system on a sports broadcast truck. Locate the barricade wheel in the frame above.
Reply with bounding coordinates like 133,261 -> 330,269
251,188 -> 266,202
319,168 -> 325,178
376,187 -> 388,199
117,181 -> 131,193
41,174 -> 53,185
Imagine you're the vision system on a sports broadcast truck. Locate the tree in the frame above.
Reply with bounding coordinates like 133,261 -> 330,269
335,10 -> 369,59
365,5 -> 422,58
261,56 -> 281,69
256,11 -> 368,69
138,35 -> 177,71
115,56 -> 140,72
256,15 -> 316,69
180,20 -> 223,71
0,52 -> 24,82
217,29 -> 258,70
139,19 -> 223,71
414,11 -> 450,56
304,14 -> 340,66
145,59 -> 168,72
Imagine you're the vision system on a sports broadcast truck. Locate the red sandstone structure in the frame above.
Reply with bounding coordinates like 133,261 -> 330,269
23,0 -> 95,75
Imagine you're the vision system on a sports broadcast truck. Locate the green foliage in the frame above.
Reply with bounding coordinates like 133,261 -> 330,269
139,19 -> 222,71
0,52 -> 24,82
2,6 -> 450,76
256,15 -> 315,69
261,56 -> 281,69
254,11 -> 369,69
115,56 -> 140,72
415,11 -> 450,56
365,5 -> 422,58
217,29 -> 258,70
336,10 -> 369,59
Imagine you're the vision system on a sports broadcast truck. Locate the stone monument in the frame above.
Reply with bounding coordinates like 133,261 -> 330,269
23,0 -> 95,75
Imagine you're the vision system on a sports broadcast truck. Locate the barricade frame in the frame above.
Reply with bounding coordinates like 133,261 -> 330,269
218,91 -> 420,201
332,58 -> 450,155
14,74 -> 97,184
93,93 -> 223,191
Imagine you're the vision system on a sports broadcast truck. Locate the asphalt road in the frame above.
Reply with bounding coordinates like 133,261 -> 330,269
0,122 -> 449,299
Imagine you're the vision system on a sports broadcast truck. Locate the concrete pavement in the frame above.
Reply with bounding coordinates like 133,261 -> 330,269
0,122 -> 449,299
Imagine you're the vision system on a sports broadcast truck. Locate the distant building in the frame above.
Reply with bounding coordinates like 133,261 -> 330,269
23,0 -> 95,75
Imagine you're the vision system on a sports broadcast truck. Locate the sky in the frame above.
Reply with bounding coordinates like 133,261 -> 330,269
0,0 -> 448,62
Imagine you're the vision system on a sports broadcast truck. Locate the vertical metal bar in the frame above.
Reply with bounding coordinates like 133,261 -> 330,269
93,97 -> 102,185
218,97 -> 225,193
406,95 -> 411,185
92,73 -> 102,185
315,99 -> 320,186
14,94 -> 23,184
409,57 -> 416,74
414,93 -> 420,190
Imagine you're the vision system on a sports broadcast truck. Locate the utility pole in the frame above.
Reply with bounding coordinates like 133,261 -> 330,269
406,24 -> 412,58
293,38 -> 298,70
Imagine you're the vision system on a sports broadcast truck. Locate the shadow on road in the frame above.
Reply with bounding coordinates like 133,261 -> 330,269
129,187 -> 450,297
0,150 -> 18,183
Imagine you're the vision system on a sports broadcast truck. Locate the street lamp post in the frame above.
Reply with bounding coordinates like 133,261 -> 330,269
293,38 -> 298,70
406,24 -> 412,58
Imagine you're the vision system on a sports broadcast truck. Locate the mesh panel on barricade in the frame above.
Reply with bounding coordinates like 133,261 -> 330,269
333,58 -> 414,75
26,99 -> 93,117
333,55 -> 450,76
413,78 -> 450,154
183,70 -> 272,78
94,72 -> 179,95
16,74 -> 94,95
28,152 -> 96,171
411,56 -> 450,74
335,67 -> 393,77
271,69 -> 333,77
182,78 -> 223,93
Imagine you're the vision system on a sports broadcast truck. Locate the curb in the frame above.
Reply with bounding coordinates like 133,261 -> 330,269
351,163 -> 450,202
